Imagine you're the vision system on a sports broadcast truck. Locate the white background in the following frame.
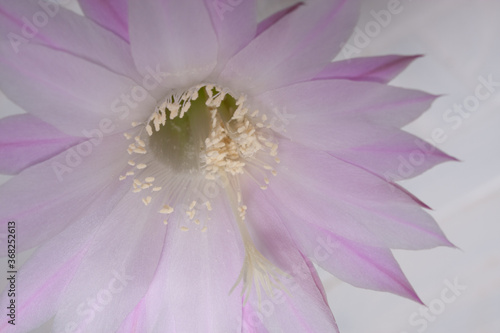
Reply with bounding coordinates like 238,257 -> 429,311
1,0 -> 499,332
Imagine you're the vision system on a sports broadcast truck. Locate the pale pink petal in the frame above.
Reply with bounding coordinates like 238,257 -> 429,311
0,114 -> 83,174
0,134 -> 131,253
118,192 -> 244,332
255,79 -> 454,179
313,55 -> 422,83
0,0 -> 138,79
256,79 -> 437,133
256,3 -> 303,37
265,139 -> 452,250
0,43 -> 155,136
0,180 -> 167,332
289,222 -> 421,302
329,132 -> 457,182
219,0 -> 360,94
241,178 -> 339,333
0,234 -> 87,332
51,191 -> 167,333
204,0 -> 257,73
128,0 -> 218,89
78,0 -> 129,41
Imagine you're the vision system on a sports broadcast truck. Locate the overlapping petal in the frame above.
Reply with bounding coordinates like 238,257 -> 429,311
256,2 -> 303,37
0,134 -> 130,253
0,179 -> 167,332
119,191 -> 244,332
0,114 -> 82,174
243,178 -> 422,319
78,0 -> 129,41
313,54 -> 422,84
203,0 -> 257,73
255,79 -> 454,180
286,220 -> 421,301
128,0 -> 218,89
0,42 -> 154,136
0,0 -> 138,79
219,0 -> 360,94
51,190 -> 167,332
266,139 -> 452,250
241,178 -> 340,333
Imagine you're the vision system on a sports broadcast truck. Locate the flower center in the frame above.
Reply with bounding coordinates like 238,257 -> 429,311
119,84 -> 285,301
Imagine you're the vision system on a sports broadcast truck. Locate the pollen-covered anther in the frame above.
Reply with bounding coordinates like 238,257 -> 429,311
135,136 -> 146,147
142,196 -> 152,206
200,93 -> 274,180
238,205 -> 248,220
159,205 -> 174,214
186,210 -> 196,220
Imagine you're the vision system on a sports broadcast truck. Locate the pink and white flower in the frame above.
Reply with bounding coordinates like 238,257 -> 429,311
0,0 -> 454,332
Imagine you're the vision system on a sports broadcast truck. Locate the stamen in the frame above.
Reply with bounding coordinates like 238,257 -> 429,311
119,83 -> 287,301
159,205 -> 174,214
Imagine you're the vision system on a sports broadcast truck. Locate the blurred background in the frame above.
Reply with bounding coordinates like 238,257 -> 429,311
1,0 -> 499,332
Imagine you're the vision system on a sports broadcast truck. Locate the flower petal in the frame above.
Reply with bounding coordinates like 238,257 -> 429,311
0,235 -> 87,332
256,78 -> 436,133
0,133 -> 130,253
255,79 -> 453,180
128,0 -> 218,88
203,0 -> 257,72
256,2 -> 303,37
266,139 -> 452,250
0,114 -> 82,174
289,222 -> 421,302
241,178 -> 339,333
219,0 -> 360,94
329,132 -> 457,182
51,191 -> 167,333
119,192 -> 244,332
78,0 -> 129,41
313,55 -> 422,84
0,0 -> 137,79
0,42 -> 154,136
0,179 -> 167,332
